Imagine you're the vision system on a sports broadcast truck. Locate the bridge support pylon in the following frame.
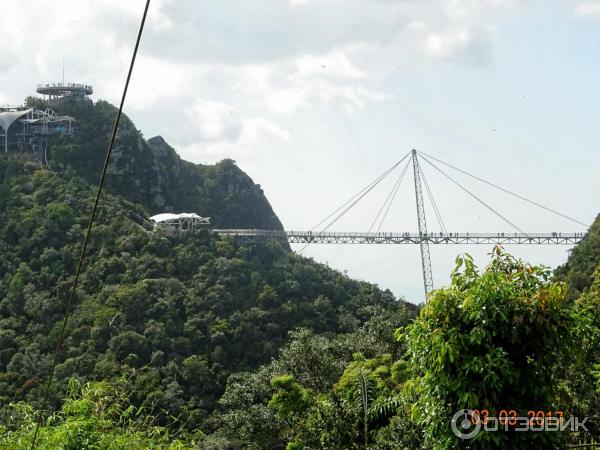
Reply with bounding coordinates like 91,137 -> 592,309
412,149 -> 434,298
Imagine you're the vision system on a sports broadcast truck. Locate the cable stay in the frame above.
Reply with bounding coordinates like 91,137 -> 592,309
419,154 -> 528,236
416,150 -> 589,228
419,163 -> 448,234
298,151 -> 412,253
225,149 -> 586,297
368,157 -> 411,233
376,160 -> 411,233
308,150 -> 412,232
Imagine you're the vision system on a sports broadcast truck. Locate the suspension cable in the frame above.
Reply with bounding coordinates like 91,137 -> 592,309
308,151 -> 412,231
419,154 -> 528,235
298,152 -> 411,253
367,158 -> 411,233
298,174 -> 392,253
419,163 -> 448,234
417,150 -> 589,228
29,1 -> 151,448
377,161 -> 410,233
298,153 -> 411,253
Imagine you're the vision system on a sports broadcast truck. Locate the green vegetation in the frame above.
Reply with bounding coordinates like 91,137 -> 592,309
25,96 -> 284,230
407,249 -> 580,449
555,214 -> 600,299
1,97 -> 599,448
211,314 -> 416,448
0,377 -> 196,449
0,153 -> 414,437
211,248 -> 599,449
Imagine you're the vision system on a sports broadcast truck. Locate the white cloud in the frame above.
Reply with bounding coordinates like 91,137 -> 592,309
573,0 -> 600,18
171,97 -> 289,159
231,49 -> 386,114
295,51 -> 365,80
139,0 -> 518,66
188,99 -> 242,143
176,114 -> 289,160
243,116 -> 290,143
0,0 -> 519,157
426,29 -> 473,59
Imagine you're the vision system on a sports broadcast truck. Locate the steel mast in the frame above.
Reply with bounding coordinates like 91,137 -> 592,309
412,149 -> 434,297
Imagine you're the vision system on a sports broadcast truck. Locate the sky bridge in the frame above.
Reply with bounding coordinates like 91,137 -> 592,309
215,149 -> 589,297
212,230 -> 585,246
150,149 -> 590,298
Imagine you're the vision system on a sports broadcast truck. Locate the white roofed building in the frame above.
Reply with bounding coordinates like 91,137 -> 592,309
149,213 -> 211,234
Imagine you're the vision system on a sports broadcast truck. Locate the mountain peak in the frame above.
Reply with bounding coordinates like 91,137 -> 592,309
43,99 -> 284,230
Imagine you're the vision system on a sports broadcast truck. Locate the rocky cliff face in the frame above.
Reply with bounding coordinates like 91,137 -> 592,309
145,135 -> 285,230
38,98 -> 284,230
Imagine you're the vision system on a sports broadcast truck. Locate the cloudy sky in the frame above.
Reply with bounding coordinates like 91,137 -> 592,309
2,0 -> 599,302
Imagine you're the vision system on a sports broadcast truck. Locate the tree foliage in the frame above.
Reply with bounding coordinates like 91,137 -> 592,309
2,96 -> 599,449
0,155 -> 415,436
27,96 -> 285,231
408,248 -> 581,449
215,312 -> 420,449
0,377 -> 195,449
555,214 -> 600,300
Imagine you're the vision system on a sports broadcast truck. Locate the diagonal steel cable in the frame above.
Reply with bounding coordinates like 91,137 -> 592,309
419,162 -> 448,234
308,151 -> 412,231
298,152 -> 411,253
419,154 -> 528,235
368,158 -> 411,233
417,150 -> 589,228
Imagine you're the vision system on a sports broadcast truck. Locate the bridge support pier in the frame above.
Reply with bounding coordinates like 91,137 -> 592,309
412,150 -> 434,297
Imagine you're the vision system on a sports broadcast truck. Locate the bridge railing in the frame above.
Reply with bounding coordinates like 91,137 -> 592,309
216,230 -> 584,237
213,229 -> 585,241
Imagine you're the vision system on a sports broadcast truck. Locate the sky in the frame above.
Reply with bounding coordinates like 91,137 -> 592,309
1,0 -> 599,302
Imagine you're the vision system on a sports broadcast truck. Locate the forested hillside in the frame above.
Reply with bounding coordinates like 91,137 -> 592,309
0,155 -> 416,440
25,96 -> 283,230
195,223 -> 600,449
555,214 -> 600,299
204,248 -> 600,449
1,96 -> 598,449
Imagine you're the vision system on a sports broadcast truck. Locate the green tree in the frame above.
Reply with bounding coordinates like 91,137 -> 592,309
0,378 -> 195,449
407,248 -> 580,449
0,155 -> 415,434
555,214 -> 600,299
558,263 -> 600,442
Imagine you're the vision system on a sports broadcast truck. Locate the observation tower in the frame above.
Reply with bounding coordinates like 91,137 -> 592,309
36,82 -> 93,102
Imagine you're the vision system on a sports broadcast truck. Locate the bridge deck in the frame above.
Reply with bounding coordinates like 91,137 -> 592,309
212,230 -> 584,245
